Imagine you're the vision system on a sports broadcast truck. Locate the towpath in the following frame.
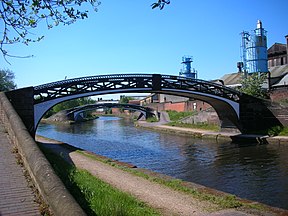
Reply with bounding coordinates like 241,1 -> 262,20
37,136 -> 264,216
0,124 -> 41,216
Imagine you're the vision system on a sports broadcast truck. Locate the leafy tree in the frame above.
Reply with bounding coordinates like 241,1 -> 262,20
239,73 -> 268,99
0,0 -> 170,60
0,68 -> 17,91
119,95 -> 134,104
0,0 -> 100,60
45,96 -> 96,117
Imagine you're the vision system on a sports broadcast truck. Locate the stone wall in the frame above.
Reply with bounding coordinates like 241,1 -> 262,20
180,110 -> 220,125
0,92 -> 85,216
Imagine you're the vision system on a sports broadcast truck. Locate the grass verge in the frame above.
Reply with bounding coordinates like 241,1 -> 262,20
166,121 -> 220,131
39,146 -> 160,216
78,150 -> 267,212
166,110 -> 196,121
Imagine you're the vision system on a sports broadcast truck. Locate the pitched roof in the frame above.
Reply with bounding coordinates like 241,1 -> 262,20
268,43 -> 287,57
219,65 -> 288,87
269,64 -> 288,77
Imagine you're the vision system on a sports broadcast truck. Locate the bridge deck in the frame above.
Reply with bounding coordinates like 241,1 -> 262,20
0,124 -> 40,216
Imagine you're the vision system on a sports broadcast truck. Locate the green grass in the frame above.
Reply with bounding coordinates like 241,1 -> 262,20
77,151 -> 267,211
146,116 -> 158,122
40,147 -> 159,216
166,121 -> 220,131
279,126 -> 288,136
166,110 -> 196,121
253,126 -> 288,136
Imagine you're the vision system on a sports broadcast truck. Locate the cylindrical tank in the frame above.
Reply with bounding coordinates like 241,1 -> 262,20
245,20 -> 268,73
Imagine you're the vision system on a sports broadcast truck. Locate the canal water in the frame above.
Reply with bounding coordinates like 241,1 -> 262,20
37,116 -> 288,210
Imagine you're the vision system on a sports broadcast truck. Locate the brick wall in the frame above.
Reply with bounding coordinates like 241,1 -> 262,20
269,87 -> 288,103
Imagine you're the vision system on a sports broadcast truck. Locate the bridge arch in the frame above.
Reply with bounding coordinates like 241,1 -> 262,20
66,103 -> 157,121
33,74 -> 242,132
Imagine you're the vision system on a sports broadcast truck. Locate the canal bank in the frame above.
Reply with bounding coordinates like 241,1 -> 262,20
36,135 -> 287,216
36,116 -> 288,211
135,121 -> 288,145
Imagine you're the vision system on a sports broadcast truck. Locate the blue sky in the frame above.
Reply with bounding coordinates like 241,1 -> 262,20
1,0 -> 288,95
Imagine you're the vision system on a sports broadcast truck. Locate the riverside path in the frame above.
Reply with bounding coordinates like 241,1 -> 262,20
0,123 -> 41,216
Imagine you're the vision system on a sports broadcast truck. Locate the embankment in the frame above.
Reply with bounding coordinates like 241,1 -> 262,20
135,121 -> 288,144
0,92 -> 86,216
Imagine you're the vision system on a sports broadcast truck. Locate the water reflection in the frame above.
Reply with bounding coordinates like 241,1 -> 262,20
37,117 -> 288,209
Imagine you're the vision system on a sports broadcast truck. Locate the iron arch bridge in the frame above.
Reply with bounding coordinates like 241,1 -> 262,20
32,74 -> 241,131
66,103 -> 157,121
6,73 -> 284,136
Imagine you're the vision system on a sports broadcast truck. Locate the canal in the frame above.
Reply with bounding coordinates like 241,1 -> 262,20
37,116 -> 288,210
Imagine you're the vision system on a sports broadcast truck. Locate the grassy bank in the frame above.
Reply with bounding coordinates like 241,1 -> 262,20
166,121 -> 220,131
166,110 -> 220,131
166,110 -> 196,121
78,150 -> 267,212
39,146 -> 159,216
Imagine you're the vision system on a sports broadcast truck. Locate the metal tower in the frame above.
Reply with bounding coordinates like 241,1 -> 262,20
179,56 -> 197,79
241,20 -> 268,75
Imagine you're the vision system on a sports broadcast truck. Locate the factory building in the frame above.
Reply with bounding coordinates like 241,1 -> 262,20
268,35 -> 288,67
142,21 -> 288,116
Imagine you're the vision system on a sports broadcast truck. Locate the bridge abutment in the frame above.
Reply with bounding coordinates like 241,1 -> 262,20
5,87 -> 35,136
239,97 -> 284,133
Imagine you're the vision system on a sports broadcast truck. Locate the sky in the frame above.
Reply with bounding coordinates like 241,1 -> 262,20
1,0 -> 288,99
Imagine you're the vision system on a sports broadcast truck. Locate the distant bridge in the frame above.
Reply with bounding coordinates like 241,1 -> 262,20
5,73 -> 284,136
66,103 -> 157,121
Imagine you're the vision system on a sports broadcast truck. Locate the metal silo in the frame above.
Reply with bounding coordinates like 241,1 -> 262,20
241,20 -> 268,75
179,56 -> 197,79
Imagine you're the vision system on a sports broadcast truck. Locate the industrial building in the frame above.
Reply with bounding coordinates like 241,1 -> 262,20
268,35 -> 288,67
141,20 -> 288,117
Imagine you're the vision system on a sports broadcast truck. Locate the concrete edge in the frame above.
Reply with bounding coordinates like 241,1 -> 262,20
135,121 -> 288,144
0,92 -> 86,216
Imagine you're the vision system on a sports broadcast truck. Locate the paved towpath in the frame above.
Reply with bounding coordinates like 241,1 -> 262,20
0,124 -> 40,216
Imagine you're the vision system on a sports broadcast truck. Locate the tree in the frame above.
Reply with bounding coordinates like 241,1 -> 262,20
151,0 -> 170,10
0,0 -> 100,60
0,1 -> 170,60
0,68 -> 17,91
239,73 -> 268,99
44,96 -> 96,117
119,95 -> 134,104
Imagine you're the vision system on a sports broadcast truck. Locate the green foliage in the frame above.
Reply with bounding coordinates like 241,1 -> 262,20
0,1 -> 168,59
239,73 -> 268,99
105,108 -> 112,115
78,151 -> 263,210
167,122 -> 220,131
0,69 -> 17,91
279,127 -> 288,136
41,147 -> 159,216
0,0 -> 100,59
146,116 -> 158,122
166,110 -> 195,121
44,97 -> 96,118
267,126 -> 283,136
119,95 -> 134,104
267,126 -> 288,136
151,0 -> 170,10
